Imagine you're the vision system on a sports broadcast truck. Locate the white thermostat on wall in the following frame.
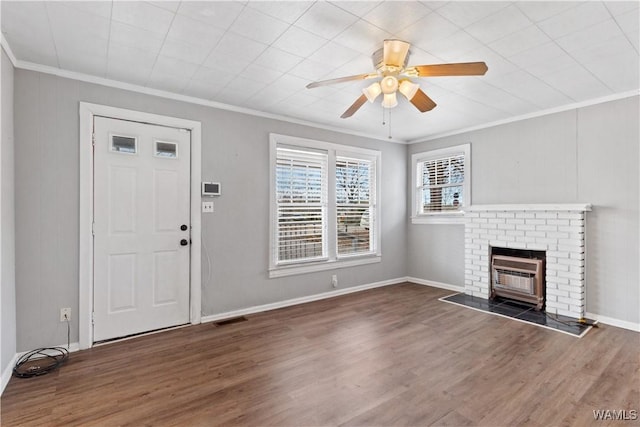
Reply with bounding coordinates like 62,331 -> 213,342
202,182 -> 221,196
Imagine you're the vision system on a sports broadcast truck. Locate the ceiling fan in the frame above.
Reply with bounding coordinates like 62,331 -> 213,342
306,39 -> 488,119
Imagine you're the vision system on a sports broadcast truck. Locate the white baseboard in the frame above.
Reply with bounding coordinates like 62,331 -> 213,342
585,312 -> 640,332
406,277 -> 465,293
201,277 -> 405,324
1,342 -> 80,395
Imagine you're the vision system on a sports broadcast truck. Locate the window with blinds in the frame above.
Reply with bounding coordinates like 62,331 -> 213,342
412,144 -> 470,222
275,147 -> 327,263
336,157 -> 375,256
418,154 -> 465,213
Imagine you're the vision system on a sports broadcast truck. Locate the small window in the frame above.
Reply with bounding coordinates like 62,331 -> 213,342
155,141 -> 178,158
111,135 -> 137,154
411,144 -> 470,224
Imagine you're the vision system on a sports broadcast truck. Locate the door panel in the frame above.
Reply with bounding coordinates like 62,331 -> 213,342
93,116 -> 191,342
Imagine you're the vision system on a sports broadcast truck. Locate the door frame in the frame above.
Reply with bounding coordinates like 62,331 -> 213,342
79,102 -> 202,349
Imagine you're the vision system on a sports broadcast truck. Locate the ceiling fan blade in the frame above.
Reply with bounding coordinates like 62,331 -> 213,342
306,73 -> 376,89
383,39 -> 410,67
411,62 -> 488,77
341,94 -> 368,119
410,89 -> 437,113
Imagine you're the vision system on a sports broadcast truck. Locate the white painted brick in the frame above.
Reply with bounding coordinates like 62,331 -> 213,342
523,236 -> 538,244
546,301 -> 569,311
526,231 -> 546,238
548,288 -> 569,298
569,265 -> 583,274
570,292 -> 584,301
488,218 -> 505,224
480,223 -> 498,229
479,233 -> 493,241
491,240 -> 508,247
555,276 -> 570,285
467,243 -> 480,250
506,230 -> 525,237
569,279 -> 584,287
506,218 -> 525,225
557,212 -> 583,220
546,294 -> 557,302
570,219 -> 584,226
525,219 -> 546,225
547,250 -> 569,258
558,296 -> 576,305
558,271 -> 583,280
466,212 -> 480,218
534,237 -> 559,245
497,223 -> 516,231
519,224 -> 536,231
535,212 -> 558,219
536,225 -> 559,232
568,233 -> 584,241
474,218 -> 488,224
502,235 -> 516,242
496,212 -> 515,219
487,229 -> 503,236
526,243 -> 547,250
472,250 -> 486,256
547,231 -> 570,239
558,225 -> 581,234
516,212 -> 536,219
548,263 -> 568,271
558,244 -> 584,253
480,212 -> 496,219
546,256 -> 557,264
547,219 -> 570,226
559,238 -> 583,246
559,258 -> 584,267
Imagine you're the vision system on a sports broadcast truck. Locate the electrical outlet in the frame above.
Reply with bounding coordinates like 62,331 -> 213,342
202,201 -> 214,213
331,275 -> 338,288
60,308 -> 71,322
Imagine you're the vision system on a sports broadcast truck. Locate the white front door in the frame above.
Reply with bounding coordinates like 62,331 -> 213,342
93,116 -> 191,342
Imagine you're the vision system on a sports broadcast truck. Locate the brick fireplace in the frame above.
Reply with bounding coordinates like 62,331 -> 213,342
464,204 -> 591,318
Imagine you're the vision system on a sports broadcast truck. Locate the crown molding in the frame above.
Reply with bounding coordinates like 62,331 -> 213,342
408,89 -> 640,144
1,35 -> 18,66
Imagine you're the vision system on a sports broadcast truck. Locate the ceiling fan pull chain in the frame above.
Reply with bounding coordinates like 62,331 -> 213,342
382,107 -> 386,125
388,109 -> 392,140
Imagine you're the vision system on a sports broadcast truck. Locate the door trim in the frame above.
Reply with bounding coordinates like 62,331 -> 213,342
79,102 -> 202,349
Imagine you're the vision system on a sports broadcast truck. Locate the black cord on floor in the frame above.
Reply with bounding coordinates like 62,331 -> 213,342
13,321 -> 70,378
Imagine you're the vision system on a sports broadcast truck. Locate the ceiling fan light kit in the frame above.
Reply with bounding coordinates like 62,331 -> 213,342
306,39 -> 488,119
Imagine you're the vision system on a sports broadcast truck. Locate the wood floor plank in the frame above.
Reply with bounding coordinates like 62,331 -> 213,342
2,283 -> 638,426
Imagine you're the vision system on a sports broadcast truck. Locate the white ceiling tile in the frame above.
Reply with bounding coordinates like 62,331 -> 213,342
539,65 -> 612,101
182,78 -> 224,100
333,19 -> 392,56
109,21 -> 165,53
59,1 -> 112,19
2,37 -> 59,67
407,47 -> 443,66
436,2 -> 509,27
537,2 -> 611,39
289,58 -> 335,81
330,1 -> 382,17
295,2 -> 359,40
454,46 -> 516,76
420,30 -> 483,62
224,76 -> 267,98
165,15 -> 225,49
1,1 -> 51,43
147,1 -> 181,13
485,70 -> 573,108
54,32 -> 109,60
508,41 -> 565,69
614,7 -> 640,41
159,38 -> 212,65
272,26 -> 328,57
280,90 -> 323,108
239,63 -> 284,85
229,7 -> 290,45
253,47 -> 304,73
58,50 -> 107,76
363,1 -> 431,34
556,19 -> 623,53
108,42 -> 158,70
112,1 -> 175,35
465,5 -> 533,44
191,65 -> 235,88
147,69 -> 191,93
214,87 -> 251,105
582,52 -> 639,92
397,12 -> 460,52
515,2 -> 580,23
604,1 -> 639,17
210,32 -> 268,63
570,34 -> 636,65
203,51 -> 251,75
308,41 -> 361,69
153,55 -> 199,79
176,1 -> 244,30
46,2 -> 111,42
246,1 -> 313,24
525,53 -> 582,78
106,65 -> 152,87
489,25 -> 551,58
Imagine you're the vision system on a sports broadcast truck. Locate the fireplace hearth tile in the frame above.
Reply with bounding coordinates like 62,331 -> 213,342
440,293 -> 593,337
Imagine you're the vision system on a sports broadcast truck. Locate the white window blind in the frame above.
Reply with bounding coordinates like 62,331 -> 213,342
336,157 -> 375,256
275,147 -> 327,264
417,153 -> 465,213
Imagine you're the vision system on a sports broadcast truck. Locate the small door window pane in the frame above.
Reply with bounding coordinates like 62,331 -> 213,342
155,141 -> 178,158
111,135 -> 137,154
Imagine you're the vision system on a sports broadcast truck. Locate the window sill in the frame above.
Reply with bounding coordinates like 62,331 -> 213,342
411,213 -> 466,225
269,255 -> 381,278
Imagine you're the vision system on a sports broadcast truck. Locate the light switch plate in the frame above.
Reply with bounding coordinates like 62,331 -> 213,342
202,201 -> 214,213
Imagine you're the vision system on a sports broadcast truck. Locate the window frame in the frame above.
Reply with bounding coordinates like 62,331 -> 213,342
269,134 -> 381,278
411,144 -> 470,225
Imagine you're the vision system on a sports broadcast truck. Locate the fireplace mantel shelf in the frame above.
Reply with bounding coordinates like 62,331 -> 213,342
466,203 -> 592,212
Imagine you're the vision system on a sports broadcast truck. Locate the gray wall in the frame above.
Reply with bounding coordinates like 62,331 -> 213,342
408,96 -> 640,325
13,69 -> 407,351
1,48 -> 17,377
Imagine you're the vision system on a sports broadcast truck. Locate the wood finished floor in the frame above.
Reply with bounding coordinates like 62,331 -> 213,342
2,283 -> 639,426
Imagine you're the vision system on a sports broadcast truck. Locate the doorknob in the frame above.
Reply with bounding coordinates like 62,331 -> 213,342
180,224 -> 188,231
180,239 -> 189,246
